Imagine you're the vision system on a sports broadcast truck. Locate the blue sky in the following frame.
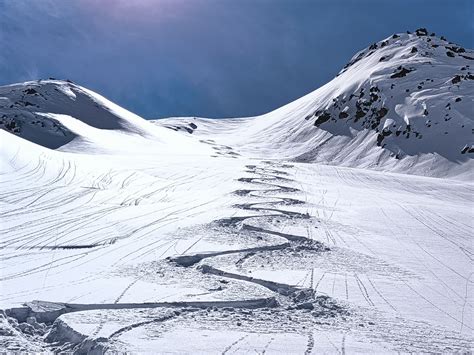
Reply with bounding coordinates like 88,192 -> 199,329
1,0 -> 473,118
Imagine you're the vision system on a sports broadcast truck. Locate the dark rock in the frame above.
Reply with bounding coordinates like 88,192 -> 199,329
339,112 -> 349,119
314,112 -> 331,126
376,107 -> 388,119
451,75 -> 462,84
370,93 -> 379,102
447,45 -> 466,53
455,97 -> 462,102
392,34 -> 400,39
189,123 -> 197,129
24,88 -> 37,95
382,128 -> 392,137
446,51 -> 455,58
391,67 -> 414,78
411,47 -> 418,53
355,109 -> 366,121
376,133 -> 384,146
415,28 -> 428,36
4,119 -> 21,133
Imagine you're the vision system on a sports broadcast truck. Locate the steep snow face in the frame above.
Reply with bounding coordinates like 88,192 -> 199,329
300,30 -> 474,161
157,30 -> 474,178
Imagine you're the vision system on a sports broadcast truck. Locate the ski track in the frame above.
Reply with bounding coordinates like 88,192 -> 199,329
1,146 -> 472,353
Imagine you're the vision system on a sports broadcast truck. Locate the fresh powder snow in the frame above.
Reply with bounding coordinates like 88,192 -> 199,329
0,29 -> 472,353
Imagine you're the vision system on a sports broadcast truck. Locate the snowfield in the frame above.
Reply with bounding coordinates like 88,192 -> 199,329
0,30 -> 473,353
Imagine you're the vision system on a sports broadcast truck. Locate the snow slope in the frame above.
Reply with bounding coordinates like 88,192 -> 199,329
0,30 -> 473,353
0,80 -> 208,156
157,29 -> 474,179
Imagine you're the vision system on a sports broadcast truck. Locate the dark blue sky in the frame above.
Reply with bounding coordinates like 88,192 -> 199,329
1,0 -> 473,118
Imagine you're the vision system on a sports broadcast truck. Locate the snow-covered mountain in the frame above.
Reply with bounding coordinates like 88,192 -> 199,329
2,29 -> 473,178
0,30 -> 473,353
157,28 -> 474,178
0,80 -> 210,157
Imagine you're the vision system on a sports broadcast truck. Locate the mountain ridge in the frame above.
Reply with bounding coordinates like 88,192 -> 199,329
1,29 -> 473,178
155,29 -> 474,178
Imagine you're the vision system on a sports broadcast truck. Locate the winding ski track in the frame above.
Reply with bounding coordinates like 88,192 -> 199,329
1,152 -> 473,353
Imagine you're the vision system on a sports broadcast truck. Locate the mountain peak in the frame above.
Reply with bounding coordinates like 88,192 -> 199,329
266,29 -> 473,176
0,80 -> 154,149
155,29 -> 473,178
339,29 -> 472,77
1,30 -> 473,178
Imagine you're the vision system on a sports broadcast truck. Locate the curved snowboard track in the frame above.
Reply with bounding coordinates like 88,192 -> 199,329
2,160 -> 473,354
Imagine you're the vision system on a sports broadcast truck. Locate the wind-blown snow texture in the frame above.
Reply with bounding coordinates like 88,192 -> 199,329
0,30 -> 473,353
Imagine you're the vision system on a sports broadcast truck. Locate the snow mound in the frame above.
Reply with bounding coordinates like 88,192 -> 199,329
0,80 -> 146,148
0,80 -> 210,155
